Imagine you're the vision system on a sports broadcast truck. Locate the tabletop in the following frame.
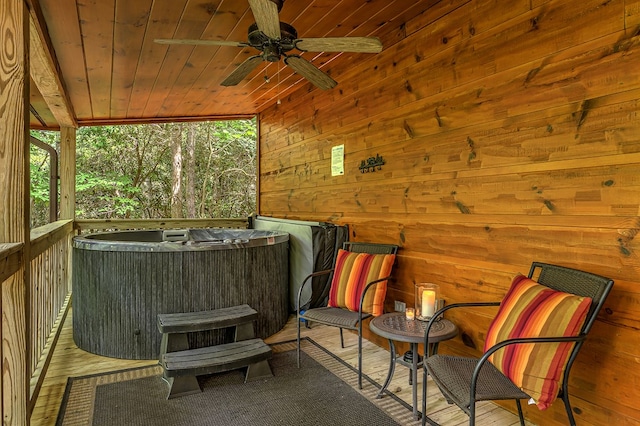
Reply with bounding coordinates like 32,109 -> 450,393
369,312 -> 458,344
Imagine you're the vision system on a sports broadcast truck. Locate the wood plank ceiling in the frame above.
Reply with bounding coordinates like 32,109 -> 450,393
29,0 -> 433,130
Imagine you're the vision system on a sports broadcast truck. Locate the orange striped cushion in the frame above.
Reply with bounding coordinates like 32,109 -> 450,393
327,249 -> 396,316
484,274 -> 592,410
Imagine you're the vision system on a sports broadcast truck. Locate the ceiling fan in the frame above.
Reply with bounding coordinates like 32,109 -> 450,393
154,0 -> 382,90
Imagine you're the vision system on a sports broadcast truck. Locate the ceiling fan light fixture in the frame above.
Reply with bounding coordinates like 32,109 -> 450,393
263,45 -> 281,62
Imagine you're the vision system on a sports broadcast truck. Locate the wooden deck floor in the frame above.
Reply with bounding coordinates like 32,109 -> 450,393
31,310 -> 531,425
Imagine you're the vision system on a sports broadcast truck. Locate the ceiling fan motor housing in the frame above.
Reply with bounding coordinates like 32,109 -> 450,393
248,22 -> 298,59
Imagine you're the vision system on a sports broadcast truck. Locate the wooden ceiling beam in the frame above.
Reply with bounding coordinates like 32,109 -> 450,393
76,114 -> 255,128
26,0 -> 77,128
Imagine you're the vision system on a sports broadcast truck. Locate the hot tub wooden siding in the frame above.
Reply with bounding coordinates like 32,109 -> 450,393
72,242 -> 289,360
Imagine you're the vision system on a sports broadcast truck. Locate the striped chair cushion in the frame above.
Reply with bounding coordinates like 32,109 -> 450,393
484,274 -> 592,410
327,249 -> 396,316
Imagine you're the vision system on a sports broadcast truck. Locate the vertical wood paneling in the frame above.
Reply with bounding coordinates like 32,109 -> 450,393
257,0 -> 640,424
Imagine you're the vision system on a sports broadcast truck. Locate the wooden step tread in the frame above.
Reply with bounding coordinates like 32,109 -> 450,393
157,304 -> 258,334
161,338 -> 272,378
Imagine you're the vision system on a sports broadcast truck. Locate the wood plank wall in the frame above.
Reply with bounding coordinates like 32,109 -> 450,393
257,0 -> 640,424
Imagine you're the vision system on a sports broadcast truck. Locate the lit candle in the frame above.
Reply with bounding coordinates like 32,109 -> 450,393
422,290 -> 436,318
405,307 -> 415,320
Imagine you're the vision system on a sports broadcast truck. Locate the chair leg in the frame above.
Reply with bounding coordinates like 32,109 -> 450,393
297,314 -> 301,368
469,400 -> 476,426
339,328 -> 345,348
421,366 -> 428,426
561,387 -> 577,426
516,399 -> 525,426
358,331 -> 363,389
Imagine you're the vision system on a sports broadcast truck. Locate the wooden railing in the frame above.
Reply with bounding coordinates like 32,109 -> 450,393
0,217 -> 251,422
0,242 -> 23,283
27,220 -> 74,413
0,241 -> 27,425
0,220 -> 76,421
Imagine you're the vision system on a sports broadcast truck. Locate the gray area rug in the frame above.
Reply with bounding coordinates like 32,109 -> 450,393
57,339 -> 418,425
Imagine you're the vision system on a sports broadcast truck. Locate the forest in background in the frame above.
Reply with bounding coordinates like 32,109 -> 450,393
30,119 -> 257,228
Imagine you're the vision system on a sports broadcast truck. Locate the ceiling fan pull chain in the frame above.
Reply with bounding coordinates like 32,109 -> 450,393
277,61 -> 281,105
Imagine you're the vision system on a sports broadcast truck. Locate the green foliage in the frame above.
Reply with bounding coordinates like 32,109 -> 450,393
29,119 -> 256,225
30,130 -> 63,227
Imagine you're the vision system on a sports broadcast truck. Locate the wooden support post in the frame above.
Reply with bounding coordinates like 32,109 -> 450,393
255,114 -> 261,215
59,127 -> 76,295
59,127 -> 76,221
0,0 -> 30,424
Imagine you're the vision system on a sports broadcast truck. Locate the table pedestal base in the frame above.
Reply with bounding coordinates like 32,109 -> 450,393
376,340 -> 440,420
368,314 -> 458,425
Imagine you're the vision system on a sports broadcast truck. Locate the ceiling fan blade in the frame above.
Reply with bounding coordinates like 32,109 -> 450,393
295,37 -> 383,53
248,0 -> 281,39
284,56 -> 337,90
221,55 -> 264,86
154,38 -> 248,48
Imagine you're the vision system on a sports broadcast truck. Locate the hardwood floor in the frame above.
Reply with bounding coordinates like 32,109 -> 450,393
31,310 -> 531,425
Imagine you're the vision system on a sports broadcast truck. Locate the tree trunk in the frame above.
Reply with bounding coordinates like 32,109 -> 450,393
171,124 -> 183,218
186,123 -> 196,218
199,123 -> 215,216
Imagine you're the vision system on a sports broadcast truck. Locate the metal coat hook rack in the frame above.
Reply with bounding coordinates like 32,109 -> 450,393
359,154 -> 385,173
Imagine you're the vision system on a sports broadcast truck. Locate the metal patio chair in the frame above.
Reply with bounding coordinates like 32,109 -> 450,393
421,262 -> 614,426
296,241 -> 398,389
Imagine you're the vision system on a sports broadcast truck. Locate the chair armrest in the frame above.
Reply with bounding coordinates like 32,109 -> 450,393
296,269 -> 333,315
352,275 -> 393,336
423,302 -> 501,354
358,275 -> 394,318
483,334 -> 586,360
467,334 -> 586,405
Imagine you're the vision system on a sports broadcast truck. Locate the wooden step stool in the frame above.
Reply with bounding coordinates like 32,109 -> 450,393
157,304 -> 272,398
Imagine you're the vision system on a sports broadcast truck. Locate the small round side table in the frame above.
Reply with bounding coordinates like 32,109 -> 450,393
369,312 -> 458,420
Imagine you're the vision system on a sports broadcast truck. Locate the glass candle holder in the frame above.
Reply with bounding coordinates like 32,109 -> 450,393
405,307 -> 415,320
415,283 -> 440,321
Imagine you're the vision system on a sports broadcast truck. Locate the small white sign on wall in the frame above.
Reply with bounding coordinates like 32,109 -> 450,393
331,144 -> 344,176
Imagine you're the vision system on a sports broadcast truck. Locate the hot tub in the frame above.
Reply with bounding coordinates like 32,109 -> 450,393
72,228 -> 289,360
